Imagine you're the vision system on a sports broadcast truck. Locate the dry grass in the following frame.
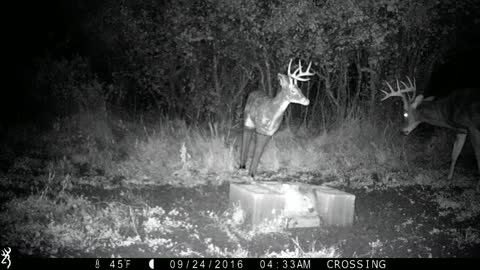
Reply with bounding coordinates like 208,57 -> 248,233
3,107 -> 472,187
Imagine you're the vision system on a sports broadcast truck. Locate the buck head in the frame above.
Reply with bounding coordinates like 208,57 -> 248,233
278,59 -> 314,106
381,77 -> 428,135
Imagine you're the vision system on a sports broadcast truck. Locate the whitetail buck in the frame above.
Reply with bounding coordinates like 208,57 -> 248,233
381,77 -> 480,181
239,59 -> 314,177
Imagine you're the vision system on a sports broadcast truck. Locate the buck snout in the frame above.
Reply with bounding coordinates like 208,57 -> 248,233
300,98 -> 310,106
401,128 -> 411,136
401,121 -> 421,135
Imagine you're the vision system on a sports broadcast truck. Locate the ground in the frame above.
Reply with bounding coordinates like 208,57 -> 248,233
1,118 -> 479,258
1,170 -> 479,258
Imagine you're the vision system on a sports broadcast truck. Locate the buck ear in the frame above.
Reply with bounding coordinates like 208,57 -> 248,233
423,96 -> 435,102
278,73 -> 290,87
412,95 -> 424,109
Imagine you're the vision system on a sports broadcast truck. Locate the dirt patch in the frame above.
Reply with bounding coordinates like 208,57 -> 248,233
75,180 -> 480,257
2,172 -> 479,258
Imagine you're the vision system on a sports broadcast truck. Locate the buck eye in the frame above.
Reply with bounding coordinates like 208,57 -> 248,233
403,112 -> 408,118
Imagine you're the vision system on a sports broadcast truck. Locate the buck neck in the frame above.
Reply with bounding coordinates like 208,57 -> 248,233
415,100 -> 459,131
269,87 -> 291,119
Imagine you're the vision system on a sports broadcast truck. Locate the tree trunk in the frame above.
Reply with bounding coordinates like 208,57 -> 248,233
264,54 -> 272,97
213,54 -> 221,95
254,63 -> 266,94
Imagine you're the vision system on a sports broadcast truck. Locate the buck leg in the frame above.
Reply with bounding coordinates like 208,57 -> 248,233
468,127 -> 480,181
248,133 -> 271,177
448,133 -> 467,179
239,128 -> 254,169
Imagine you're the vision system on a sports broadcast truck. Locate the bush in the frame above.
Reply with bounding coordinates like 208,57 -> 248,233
34,55 -> 107,115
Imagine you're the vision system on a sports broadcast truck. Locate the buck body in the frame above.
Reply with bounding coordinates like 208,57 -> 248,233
382,80 -> 480,181
239,62 -> 313,177
244,88 -> 309,136
403,88 -> 480,135
407,88 -> 480,180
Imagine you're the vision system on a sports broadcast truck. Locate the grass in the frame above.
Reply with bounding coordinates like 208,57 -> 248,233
0,110 -> 479,257
3,108 -> 465,187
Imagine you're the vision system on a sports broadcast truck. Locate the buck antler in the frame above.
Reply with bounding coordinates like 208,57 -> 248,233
381,76 -> 416,109
287,59 -> 314,85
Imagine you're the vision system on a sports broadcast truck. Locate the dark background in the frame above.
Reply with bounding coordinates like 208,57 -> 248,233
3,0 -> 480,128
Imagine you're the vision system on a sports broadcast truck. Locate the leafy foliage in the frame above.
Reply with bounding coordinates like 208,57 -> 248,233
32,0 -> 480,126
34,56 -> 106,115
